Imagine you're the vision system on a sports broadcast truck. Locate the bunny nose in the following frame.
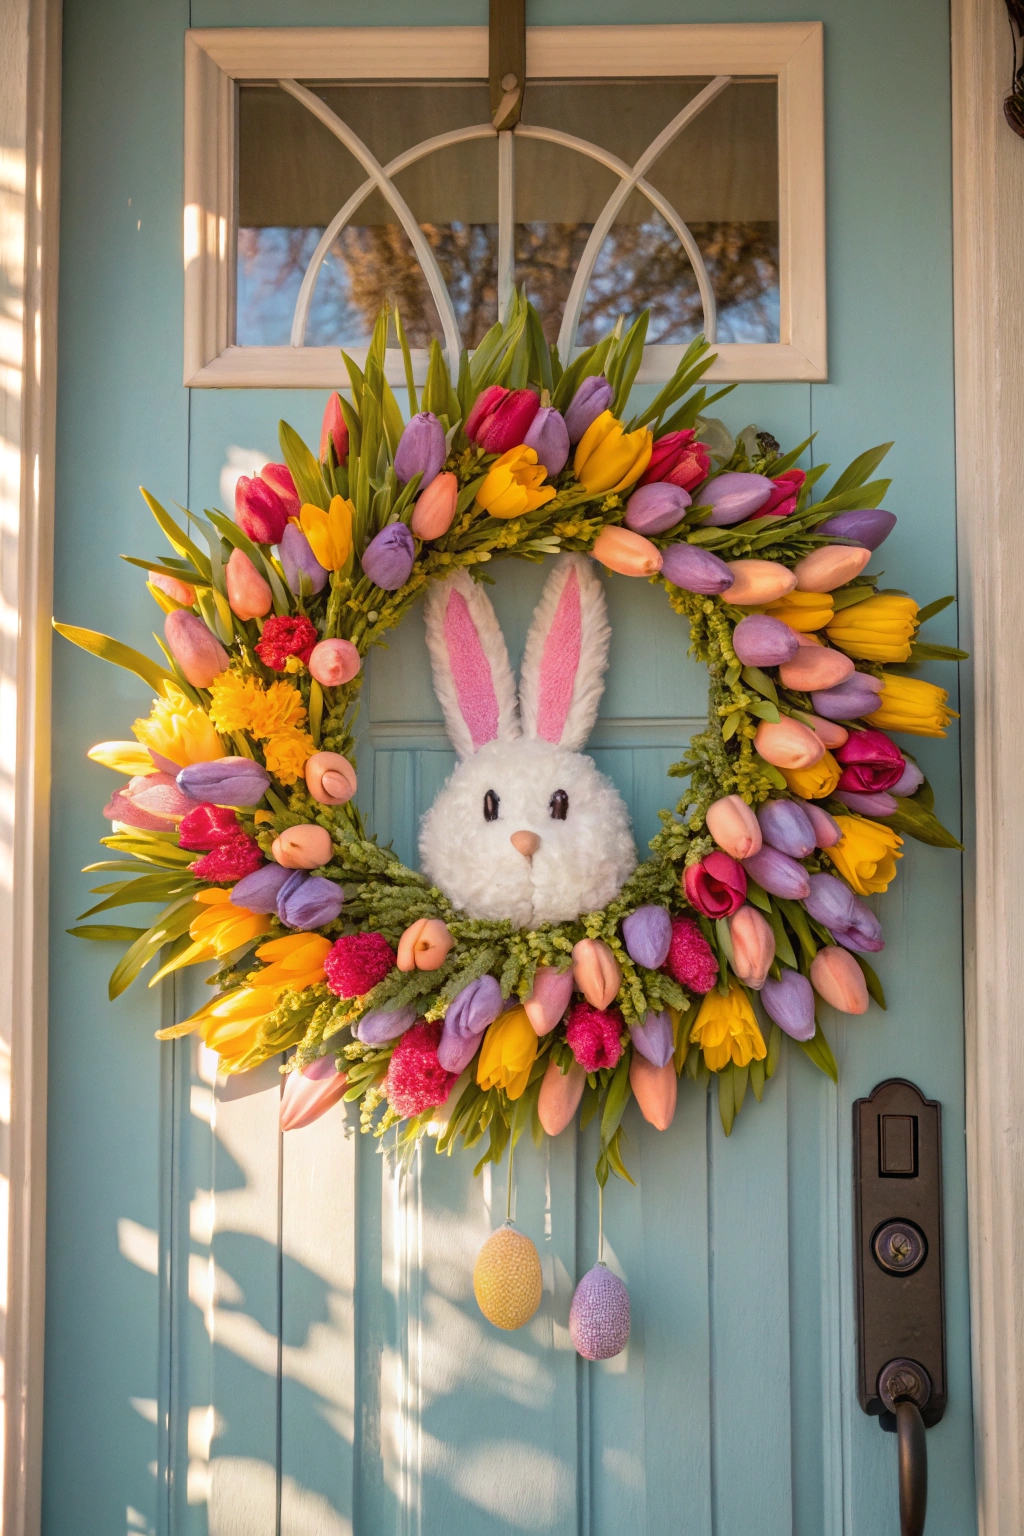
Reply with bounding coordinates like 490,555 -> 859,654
510,830 -> 541,858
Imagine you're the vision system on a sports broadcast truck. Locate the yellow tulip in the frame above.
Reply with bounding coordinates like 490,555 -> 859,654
826,593 -> 919,662
150,889 -> 272,985
760,589 -> 835,633
573,411 -> 653,493
133,685 -> 224,767
88,740 -> 157,775
255,932 -> 332,992
690,983 -> 766,1072
476,1006 -> 539,1100
781,750 -> 842,800
298,496 -> 354,570
476,446 -> 557,519
828,815 -> 903,894
866,673 -> 958,738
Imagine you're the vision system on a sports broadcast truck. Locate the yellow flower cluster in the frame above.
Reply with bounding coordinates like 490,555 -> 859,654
208,671 -> 314,785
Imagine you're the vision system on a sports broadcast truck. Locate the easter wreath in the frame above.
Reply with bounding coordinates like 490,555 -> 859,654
58,299 -> 963,1350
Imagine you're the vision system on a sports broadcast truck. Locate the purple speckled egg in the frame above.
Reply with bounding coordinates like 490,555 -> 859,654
569,1264 -> 631,1360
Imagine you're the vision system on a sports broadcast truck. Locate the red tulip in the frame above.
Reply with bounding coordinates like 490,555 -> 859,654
751,468 -> 806,518
638,429 -> 711,492
835,727 -> 906,793
465,386 -> 540,454
235,474 -> 288,545
683,851 -> 747,918
260,463 -> 300,519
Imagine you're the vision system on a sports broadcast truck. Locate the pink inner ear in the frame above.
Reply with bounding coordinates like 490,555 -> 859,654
445,591 -> 500,749
536,568 -> 582,743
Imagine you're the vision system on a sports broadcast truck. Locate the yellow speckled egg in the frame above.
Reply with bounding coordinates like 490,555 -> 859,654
473,1223 -> 543,1330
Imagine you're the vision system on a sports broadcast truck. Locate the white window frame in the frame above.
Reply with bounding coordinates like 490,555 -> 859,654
183,23 -> 826,388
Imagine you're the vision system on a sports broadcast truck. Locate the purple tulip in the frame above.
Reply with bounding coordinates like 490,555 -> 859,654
810,673 -> 884,721
660,542 -> 736,595
816,508 -> 897,550
564,375 -> 613,443
892,760 -> 925,797
624,482 -> 691,535
621,905 -> 673,969
629,1009 -> 674,1068
362,522 -> 415,591
803,873 -> 884,954
741,846 -> 811,900
732,614 -> 800,668
757,799 -> 816,858
276,871 -> 344,929
834,789 -> 898,817
177,757 -> 271,807
394,412 -> 446,488
280,524 -> 329,596
836,905 -> 885,954
438,975 -> 504,1073
523,406 -> 570,476
805,803 -> 842,849
230,863 -> 292,913
761,969 -> 816,1040
700,472 -> 775,527
355,1004 -> 418,1045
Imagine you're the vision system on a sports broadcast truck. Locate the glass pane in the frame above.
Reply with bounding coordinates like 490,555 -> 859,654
516,78 -> 779,346
236,81 -> 497,349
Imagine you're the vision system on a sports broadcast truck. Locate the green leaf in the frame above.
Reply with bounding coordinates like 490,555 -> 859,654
916,594 -> 956,625
812,477 -> 892,514
745,879 -> 772,915
766,903 -> 798,969
884,795 -> 963,849
830,584 -> 878,612
765,1021 -> 783,1079
749,1055 -> 765,1102
907,641 -> 969,662
799,1021 -> 839,1082
733,1062 -> 749,1114
279,420 -> 330,510
67,924 -> 148,942
742,665 -> 778,703
53,622 -> 174,697
747,699 -> 781,723
718,1065 -> 736,1135
600,1051 -> 633,1144
603,1125 -> 635,1186
139,490 -> 212,578
107,896 -> 196,999
828,442 -> 893,499
394,308 -> 418,414
853,954 -> 887,1009
776,896 -> 818,962
722,709 -> 743,741
121,555 -> 209,588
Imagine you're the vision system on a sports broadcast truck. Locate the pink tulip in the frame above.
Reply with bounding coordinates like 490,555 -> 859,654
305,751 -> 357,805
235,475 -> 288,545
779,645 -> 855,691
465,386 -> 540,454
754,718 -> 826,770
538,1058 -> 586,1136
225,547 -> 273,620
272,824 -> 333,869
629,1056 -> 677,1130
723,560 -> 798,605
149,570 -> 196,606
572,938 -> 622,1009
280,1056 -> 348,1132
684,851 -> 747,919
805,803 -> 843,848
706,795 -> 762,860
164,610 -> 230,688
591,527 -> 663,577
794,545 -> 871,593
524,966 -> 574,1035
411,471 -> 459,540
397,918 -> 454,973
729,905 -> 775,989
104,772 -> 198,830
260,463 -> 300,519
308,638 -> 361,687
320,393 -> 349,464
807,715 -> 849,749
810,947 -> 869,1014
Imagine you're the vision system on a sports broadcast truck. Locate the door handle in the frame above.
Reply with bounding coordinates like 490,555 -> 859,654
853,1080 -> 946,1536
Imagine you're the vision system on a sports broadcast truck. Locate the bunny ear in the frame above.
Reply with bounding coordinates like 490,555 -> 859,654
423,569 -> 520,758
519,554 -> 611,750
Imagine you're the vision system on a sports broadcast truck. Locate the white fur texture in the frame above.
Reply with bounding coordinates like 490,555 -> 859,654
422,567 -> 520,759
519,553 -> 611,749
419,738 -> 636,927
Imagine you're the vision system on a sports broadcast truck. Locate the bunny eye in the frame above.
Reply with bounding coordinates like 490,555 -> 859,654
483,790 -> 500,822
549,789 -> 569,821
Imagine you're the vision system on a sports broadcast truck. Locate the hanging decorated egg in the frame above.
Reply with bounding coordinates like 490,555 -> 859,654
473,1224 -> 543,1330
569,1263 -> 631,1360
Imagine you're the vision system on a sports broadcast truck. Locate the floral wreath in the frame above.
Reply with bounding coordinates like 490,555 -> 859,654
58,300 -> 963,1354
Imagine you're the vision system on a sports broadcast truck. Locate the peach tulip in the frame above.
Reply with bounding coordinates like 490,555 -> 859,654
572,938 -> 622,1009
411,471 -> 459,540
794,545 -> 872,592
754,717 -> 826,770
724,559 -> 798,606
280,1057 -> 348,1131
538,1058 -> 587,1136
397,917 -> 454,973
706,795 -> 762,860
225,547 -> 273,620
149,569 -> 196,607
271,823 -> 333,869
807,715 -> 849,749
591,526 -> 663,577
778,645 -> 856,691
629,1055 -> 677,1130
524,966 -> 574,1036
308,638 -> 361,687
728,905 -> 775,990
810,946 -> 869,1014
305,751 -> 357,805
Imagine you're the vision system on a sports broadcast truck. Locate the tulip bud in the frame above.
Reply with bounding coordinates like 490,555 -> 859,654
706,795 -> 762,860
591,526 -> 662,577
524,966 -> 575,1036
355,1005 -> 418,1045
439,976 -> 504,1072
320,392 -> 349,464
225,547 -> 273,620
732,614 -> 800,668
684,851 -> 747,918
816,508 -> 896,549
805,803 -> 842,848
794,545 -> 872,593
624,482 -> 691,535
757,798 -> 816,858
574,412 -> 652,494
810,946 -> 870,1014
723,560 -> 798,606
563,375 -> 613,443
465,386 -> 540,454
741,846 -> 811,900
629,1009 -> 674,1067
761,969 -> 816,1040
304,751 -> 357,806
164,611 -> 230,689
660,542 -> 735,595
362,523 -> 415,591
754,718 -> 826,770
523,405 -> 570,476
621,905 -> 673,969
394,411 -> 446,488
537,1057 -> 587,1136
230,862 -> 293,913
638,428 -> 711,492
308,638 -> 361,688
177,757 -> 270,807
752,468 -> 806,519
105,773 -> 198,830
276,871 -> 344,929
807,715 -> 849,749
260,463 -> 300,519
572,938 -> 622,1009
810,673 -> 884,721
803,873 -> 884,953
235,474 -> 288,545
280,1056 -> 348,1132
834,789 -> 898,817
410,471 -> 459,541
397,917 -> 455,972
892,759 -> 925,797
701,471 -> 775,526
272,823 -> 333,869
778,644 -> 855,691
280,523 -> 329,596
149,570 -> 196,607
729,905 -> 775,989
629,1056 -> 678,1130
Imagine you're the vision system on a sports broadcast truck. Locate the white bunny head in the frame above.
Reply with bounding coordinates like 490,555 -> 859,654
418,555 -> 637,928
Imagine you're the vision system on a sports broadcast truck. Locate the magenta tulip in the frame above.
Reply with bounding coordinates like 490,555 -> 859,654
260,463 -> 300,519
235,474 -> 288,545
638,428 -> 711,492
751,468 -> 806,519
835,727 -> 905,792
465,386 -> 540,454
684,851 -> 747,918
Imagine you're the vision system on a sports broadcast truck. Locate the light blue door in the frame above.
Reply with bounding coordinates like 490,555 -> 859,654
45,2 -> 973,1533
